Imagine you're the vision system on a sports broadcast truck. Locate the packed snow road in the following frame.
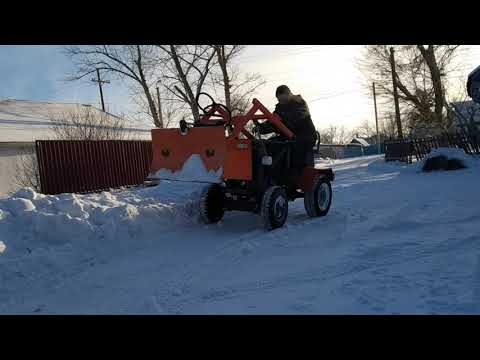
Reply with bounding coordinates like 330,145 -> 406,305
1,154 -> 480,314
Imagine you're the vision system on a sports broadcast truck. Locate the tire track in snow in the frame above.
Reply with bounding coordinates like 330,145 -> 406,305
168,233 -> 479,313
153,159 -> 378,313
153,209 -> 351,314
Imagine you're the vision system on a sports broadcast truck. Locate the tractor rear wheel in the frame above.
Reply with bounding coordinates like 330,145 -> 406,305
261,186 -> 288,230
199,184 -> 225,224
304,177 -> 332,217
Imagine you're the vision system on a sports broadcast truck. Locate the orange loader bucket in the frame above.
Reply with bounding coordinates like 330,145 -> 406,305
149,127 -> 227,176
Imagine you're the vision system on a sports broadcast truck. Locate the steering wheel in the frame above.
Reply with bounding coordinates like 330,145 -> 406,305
196,92 -> 232,125
196,92 -> 216,114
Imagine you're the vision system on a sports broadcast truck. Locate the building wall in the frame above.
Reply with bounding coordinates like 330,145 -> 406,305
0,143 -> 34,195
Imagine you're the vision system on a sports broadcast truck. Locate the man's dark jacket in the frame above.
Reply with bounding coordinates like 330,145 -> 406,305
258,95 -> 316,144
257,95 -> 317,170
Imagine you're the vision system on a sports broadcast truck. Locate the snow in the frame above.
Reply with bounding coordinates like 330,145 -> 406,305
1,153 -> 480,314
150,154 -> 223,183
351,138 -> 370,147
416,147 -> 477,171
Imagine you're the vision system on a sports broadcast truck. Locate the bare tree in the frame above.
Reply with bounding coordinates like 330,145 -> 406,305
354,119 -> 376,139
129,86 -> 188,128
49,106 -> 127,140
358,45 -> 465,136
12,148 -> 40,192
449,89 -> 480,136
65,45 -> 264,127
352,118 -> 394,144
64,45 -> 164,127
211,45 -> 242,110
380,112 -> 400,139
13,106 -> 130,193
320,125 -> 351,144
320,125 -> 336,144
156,45 -> 216,122
209,45 -> 266,115
336,125 -> 351,145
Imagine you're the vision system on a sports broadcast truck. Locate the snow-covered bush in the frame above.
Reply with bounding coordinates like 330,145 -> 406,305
417,147 -> 476,172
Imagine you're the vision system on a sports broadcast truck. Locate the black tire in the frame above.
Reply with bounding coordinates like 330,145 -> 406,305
260,186 -> 288,230
304,177 -> 332,217
199,184 -> 225,224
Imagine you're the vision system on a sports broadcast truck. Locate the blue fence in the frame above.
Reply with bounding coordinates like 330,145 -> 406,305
363,144 -> 385,156
337,144 -> 385,159
316,144 -> 384,159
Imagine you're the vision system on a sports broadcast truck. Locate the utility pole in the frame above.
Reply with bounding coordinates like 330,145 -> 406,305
91,68 -> 110,112
389,47 -> 404,140
372,82 -> 380,154
156,85 -> 163,128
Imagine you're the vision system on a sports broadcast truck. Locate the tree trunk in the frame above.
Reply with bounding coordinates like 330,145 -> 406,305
215,46 -> 231,110
170,46 -> 200,121
417,45 -> 445,126
135,45 -> 161,128
144,86 -> 161,127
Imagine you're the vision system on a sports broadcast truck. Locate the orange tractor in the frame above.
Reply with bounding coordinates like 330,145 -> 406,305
149,94 -> 334,230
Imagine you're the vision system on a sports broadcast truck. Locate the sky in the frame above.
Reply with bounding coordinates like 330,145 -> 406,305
1,45 -> 480,131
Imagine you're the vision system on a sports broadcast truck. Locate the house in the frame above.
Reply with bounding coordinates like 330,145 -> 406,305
0,99 -> 152,195
350,137 -> 370,147
317,143 -> 364,159
450,100 -> 480,134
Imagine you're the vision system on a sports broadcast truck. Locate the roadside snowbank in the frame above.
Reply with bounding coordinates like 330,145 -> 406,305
0,180 -> 209,259
416,147 -> 478,171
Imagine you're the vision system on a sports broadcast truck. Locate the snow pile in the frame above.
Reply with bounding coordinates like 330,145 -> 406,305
150,154 -> 223,183
0,181 -> 208,259
416,147 -> 477,172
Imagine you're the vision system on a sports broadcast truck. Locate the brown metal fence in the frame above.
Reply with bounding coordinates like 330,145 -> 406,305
36,140 -> 152,195
384,140 -> 414,163
411,133 -> 480,161
384,133 -> 480,163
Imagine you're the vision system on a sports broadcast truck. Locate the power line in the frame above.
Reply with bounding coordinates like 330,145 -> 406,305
236,45 -> 346,65
236,45 -> 318,61
308,89 -> 359,102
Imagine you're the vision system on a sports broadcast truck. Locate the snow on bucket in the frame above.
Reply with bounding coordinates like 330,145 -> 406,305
150,154 -> 223,183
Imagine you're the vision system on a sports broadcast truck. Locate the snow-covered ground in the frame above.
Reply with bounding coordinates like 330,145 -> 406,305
1,154 -> 480,314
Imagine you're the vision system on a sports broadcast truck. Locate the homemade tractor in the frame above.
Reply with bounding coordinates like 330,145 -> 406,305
148,94 -> 334,230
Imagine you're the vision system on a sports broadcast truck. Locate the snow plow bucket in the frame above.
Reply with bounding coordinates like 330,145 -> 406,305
149,126 -> 227,181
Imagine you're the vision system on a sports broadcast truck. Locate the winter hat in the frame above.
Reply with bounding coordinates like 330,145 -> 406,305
275,85 -> 292,97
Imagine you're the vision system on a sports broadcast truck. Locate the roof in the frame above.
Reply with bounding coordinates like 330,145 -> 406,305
0,99 -> 151,142
350,138 -> 370,147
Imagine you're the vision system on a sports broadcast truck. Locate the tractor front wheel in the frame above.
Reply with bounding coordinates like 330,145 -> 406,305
304,177 -> 332,217
199,184 -> 225,224
261,186 -> 289,230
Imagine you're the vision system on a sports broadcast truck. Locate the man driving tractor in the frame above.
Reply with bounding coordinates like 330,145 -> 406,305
254,85 -> 317,174
149,87 -> 333,230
